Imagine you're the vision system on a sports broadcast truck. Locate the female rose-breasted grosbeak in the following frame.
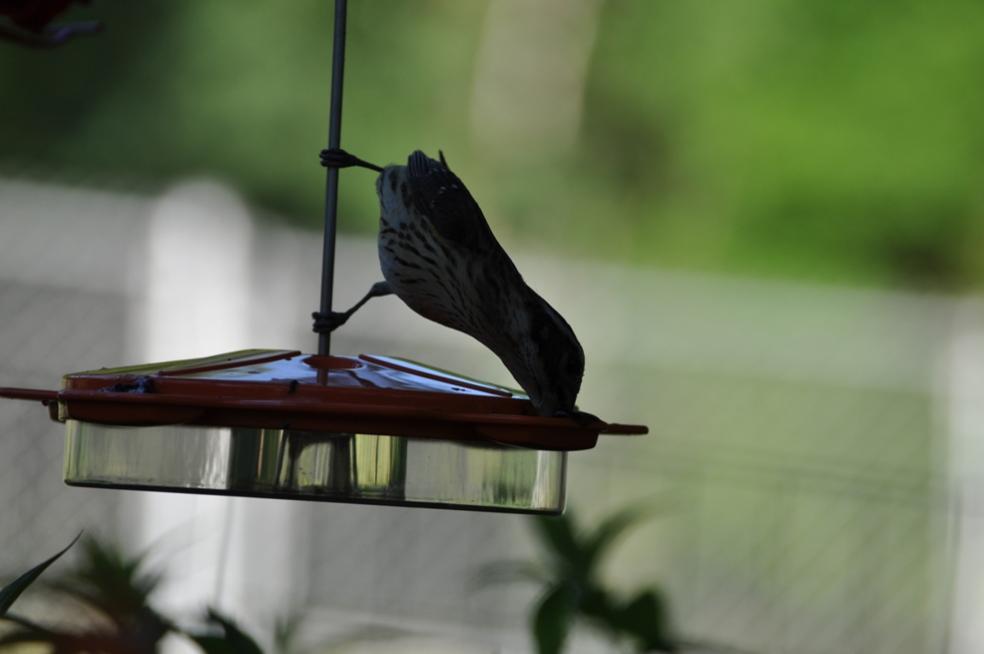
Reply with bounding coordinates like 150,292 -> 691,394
316,148 -> 584,418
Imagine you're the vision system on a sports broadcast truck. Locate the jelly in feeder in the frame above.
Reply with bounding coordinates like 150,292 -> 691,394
0,0 -> 647,514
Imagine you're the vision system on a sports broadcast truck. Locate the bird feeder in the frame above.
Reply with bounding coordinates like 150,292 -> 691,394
0,0 -> 646,514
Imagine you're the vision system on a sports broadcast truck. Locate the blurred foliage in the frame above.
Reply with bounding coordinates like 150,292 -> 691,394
0,533 -> 444,654
0,536 -> 272,654
187,609 -> 264,654
1,1 -> 984,289
0,534 -> 300,654
0,532 -> 78,616
0,535 -> 173,652
481,506 -> 679,653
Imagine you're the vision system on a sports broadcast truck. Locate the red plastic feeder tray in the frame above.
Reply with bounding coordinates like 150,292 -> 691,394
1,349 -> 646,513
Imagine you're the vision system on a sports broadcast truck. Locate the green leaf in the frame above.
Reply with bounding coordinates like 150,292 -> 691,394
613,590 -> 676,653
0,532 -> 81,616
578,586 -> 618,624
532,513 -> 585,573
188,608 -> 264,654
532,585 -> 576,654
190,635 -> 237,654
51,536 -> 164,622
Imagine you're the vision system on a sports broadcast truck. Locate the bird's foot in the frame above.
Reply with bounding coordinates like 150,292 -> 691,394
311,310 -> 350,334
319,148 -> 383,172
367,280 -> 393,298
319,148 -> 358,168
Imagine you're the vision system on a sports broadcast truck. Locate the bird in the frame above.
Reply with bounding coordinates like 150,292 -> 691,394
315,148 -> 585,418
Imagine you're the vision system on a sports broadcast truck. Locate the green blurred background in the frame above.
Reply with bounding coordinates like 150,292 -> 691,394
3,0 -> 982,289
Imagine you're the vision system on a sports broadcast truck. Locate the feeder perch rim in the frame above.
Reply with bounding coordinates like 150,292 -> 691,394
0,350 -> 647,452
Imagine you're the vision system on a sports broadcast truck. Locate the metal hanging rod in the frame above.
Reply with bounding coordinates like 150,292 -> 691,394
317,0 -> 348,356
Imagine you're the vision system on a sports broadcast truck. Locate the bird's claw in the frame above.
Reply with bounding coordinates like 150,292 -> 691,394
312,310 -> 350,334
320,148 -> 355,168
319,148 -> 384,172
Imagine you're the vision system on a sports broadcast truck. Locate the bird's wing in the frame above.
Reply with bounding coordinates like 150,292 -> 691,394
406,151 -> 498,252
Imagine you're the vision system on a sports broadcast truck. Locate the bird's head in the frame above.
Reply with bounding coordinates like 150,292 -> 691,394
507,290 -> 585,417
375,150 -> 452,214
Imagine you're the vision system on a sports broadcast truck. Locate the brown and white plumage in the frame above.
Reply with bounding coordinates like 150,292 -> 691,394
319,148 -> 585,417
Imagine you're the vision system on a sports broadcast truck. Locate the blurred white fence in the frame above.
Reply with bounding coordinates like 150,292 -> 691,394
0,176 -> 976,654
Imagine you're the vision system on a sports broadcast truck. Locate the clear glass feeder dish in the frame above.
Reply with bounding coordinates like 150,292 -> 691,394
63,422 -> 567,513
